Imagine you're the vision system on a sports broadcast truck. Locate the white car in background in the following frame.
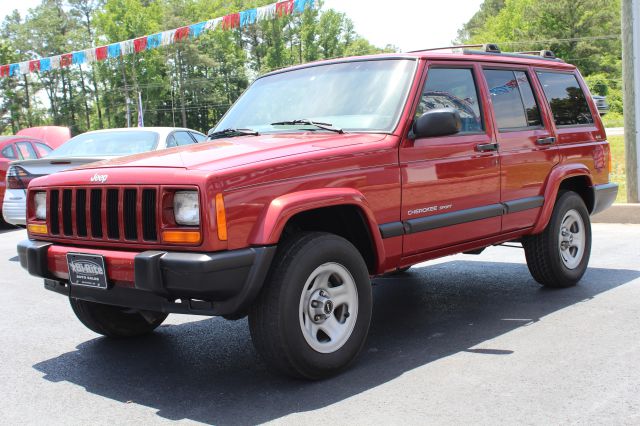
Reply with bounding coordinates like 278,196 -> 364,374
2,127 -> 206,226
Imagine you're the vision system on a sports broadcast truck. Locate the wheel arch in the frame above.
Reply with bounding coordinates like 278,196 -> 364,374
532,164 -> 594,234
249,188 -> 385,274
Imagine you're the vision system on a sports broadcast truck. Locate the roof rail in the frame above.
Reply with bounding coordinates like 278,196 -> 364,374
514,50 -> 557,59
409,43 -> 501,53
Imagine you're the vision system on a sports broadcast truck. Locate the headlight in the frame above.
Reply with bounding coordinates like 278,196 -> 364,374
34,191 -> 47,220
173,191 -> 200,226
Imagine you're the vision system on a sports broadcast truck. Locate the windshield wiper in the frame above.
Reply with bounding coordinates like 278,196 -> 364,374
270,119 -> 344,134
207,128 -> 259,140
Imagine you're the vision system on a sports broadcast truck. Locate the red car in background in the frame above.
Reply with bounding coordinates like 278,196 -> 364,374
0,136 -> 54,224
16,126 -> 71,149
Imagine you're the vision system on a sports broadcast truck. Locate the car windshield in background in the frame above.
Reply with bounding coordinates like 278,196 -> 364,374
50,131 -> 159,157
215,59 -> 417,133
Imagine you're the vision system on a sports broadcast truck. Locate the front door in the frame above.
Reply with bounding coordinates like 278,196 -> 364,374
399,63 -> 501,259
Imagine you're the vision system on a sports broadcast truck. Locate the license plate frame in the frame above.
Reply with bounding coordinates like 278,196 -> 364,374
66,253 -> 109,289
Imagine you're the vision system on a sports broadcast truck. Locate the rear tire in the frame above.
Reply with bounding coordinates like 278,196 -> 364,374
69,298 -> 167,338
249,232 -> 372,380
522,191 -> 592,288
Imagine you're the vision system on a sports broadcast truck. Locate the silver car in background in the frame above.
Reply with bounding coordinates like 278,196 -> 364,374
2,127 -> 206,225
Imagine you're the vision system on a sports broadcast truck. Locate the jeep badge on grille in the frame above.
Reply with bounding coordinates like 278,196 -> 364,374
90,173 -> 108,183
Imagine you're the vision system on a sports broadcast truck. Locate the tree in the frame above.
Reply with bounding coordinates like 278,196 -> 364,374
1,0 -> 391,134
458,0 -> 623,114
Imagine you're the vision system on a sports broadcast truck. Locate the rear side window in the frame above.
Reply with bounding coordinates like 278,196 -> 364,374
1,145 -> 16,159
190,132 -> 206,142
416,68 -> 483,134
484,69 -> 542,130
16,142 -> 37,160
174,131 -> 196,146
536,72 -> 594,126
35,143 -> 52,157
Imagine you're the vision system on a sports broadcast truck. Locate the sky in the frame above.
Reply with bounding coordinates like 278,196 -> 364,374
1,0 -> 484,53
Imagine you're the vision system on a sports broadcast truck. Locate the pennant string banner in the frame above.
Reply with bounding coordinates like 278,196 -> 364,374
1,0 -> 314,79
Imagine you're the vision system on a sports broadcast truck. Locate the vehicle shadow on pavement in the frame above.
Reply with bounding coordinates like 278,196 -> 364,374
33,261 -> 639,425
0,223 -> 20,235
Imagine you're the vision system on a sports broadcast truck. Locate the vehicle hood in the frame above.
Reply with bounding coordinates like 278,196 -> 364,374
11,156 -> 113,176
74,133 -> 388,172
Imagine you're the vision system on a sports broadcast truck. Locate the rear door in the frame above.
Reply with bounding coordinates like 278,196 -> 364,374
480,66 -> 559,231
399,62 -> 501,258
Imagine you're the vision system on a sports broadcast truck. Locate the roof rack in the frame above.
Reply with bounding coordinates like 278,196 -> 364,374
514,50 -> 557,59
407,43 -> 563,62
409,43 -> 501,53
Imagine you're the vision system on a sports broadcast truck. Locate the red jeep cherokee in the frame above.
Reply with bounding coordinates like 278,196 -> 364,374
18,45 -> 617,379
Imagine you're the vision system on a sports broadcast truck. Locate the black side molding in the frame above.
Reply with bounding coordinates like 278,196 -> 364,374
379,195 -> 546,239
405,204 -> 504,234
503,196 -> 544,214
379,222 -> 404,238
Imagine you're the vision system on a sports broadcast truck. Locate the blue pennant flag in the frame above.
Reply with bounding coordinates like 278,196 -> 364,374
294,0 -> 313,13
147,33 -> 162,49
107,43 -> 121,58
72,51 -> 86,65
189,22 -> 206,38
240,9 -> 257,27
39,58 -> 51,72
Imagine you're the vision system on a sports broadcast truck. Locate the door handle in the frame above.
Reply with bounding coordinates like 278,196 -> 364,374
536,136 -> 556,145
475,143 -> 499,152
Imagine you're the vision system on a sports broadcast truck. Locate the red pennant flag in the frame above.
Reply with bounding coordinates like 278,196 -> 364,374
0,65 -> 9,77
133,37 -> 148,52
174,26 -> 190,42
276,0 -> 294,16
222,13 -> 240,30
95,46 -> 108,61
60,53 -> 73,67
29,60 -> 40,72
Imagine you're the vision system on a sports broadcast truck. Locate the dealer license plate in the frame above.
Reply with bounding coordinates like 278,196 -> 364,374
66,253 -> 108,289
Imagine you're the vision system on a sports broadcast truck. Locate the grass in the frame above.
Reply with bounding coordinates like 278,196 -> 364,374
602,112 -> 625,128
608,135 -> 626,203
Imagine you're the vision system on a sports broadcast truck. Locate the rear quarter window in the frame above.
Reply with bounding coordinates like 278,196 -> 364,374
1,145 -> 16,159
536,71 -> 593,126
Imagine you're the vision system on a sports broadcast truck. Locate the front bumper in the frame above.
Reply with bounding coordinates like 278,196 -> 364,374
2,189 -> 26,225
17,239 -> 276,316
591,183 -> 618,216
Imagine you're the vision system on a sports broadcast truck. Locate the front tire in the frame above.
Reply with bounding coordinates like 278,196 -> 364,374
522,191 -> 592,288
249,232 -> 372,380
69,298 -> 168,338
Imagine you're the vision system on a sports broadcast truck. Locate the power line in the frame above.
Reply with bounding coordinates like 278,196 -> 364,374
499,35 -> 621,45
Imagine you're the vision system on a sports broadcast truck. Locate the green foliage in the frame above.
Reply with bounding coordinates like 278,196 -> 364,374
458,0 -> 623,120
0,0 -> 388,134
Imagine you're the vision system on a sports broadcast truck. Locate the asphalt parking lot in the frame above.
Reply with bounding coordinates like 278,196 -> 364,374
1,223 -> 639,425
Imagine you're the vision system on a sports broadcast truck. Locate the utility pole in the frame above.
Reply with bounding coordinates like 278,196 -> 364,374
622,0 -> 640,202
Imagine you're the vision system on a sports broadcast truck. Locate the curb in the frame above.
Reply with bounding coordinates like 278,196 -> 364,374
592,203 -> 640,224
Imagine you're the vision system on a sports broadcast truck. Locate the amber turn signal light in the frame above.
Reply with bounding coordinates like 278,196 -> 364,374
27,223 -> 48,235
162,230 -> 201,244
215,193 -> 228,241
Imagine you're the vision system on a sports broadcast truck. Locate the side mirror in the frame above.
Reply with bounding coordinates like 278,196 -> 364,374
411,108 -> 461,139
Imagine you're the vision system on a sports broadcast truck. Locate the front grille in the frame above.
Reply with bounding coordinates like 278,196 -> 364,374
47,186 -> 159,243
106,189 -> 119,240
141,189 -> 157,241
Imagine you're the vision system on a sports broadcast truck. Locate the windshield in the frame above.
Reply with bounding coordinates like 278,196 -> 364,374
50,131 -> 159,158
215,59 -> 417,133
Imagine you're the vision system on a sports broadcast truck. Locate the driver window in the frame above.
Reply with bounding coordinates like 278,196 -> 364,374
416,68 -> 484,134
